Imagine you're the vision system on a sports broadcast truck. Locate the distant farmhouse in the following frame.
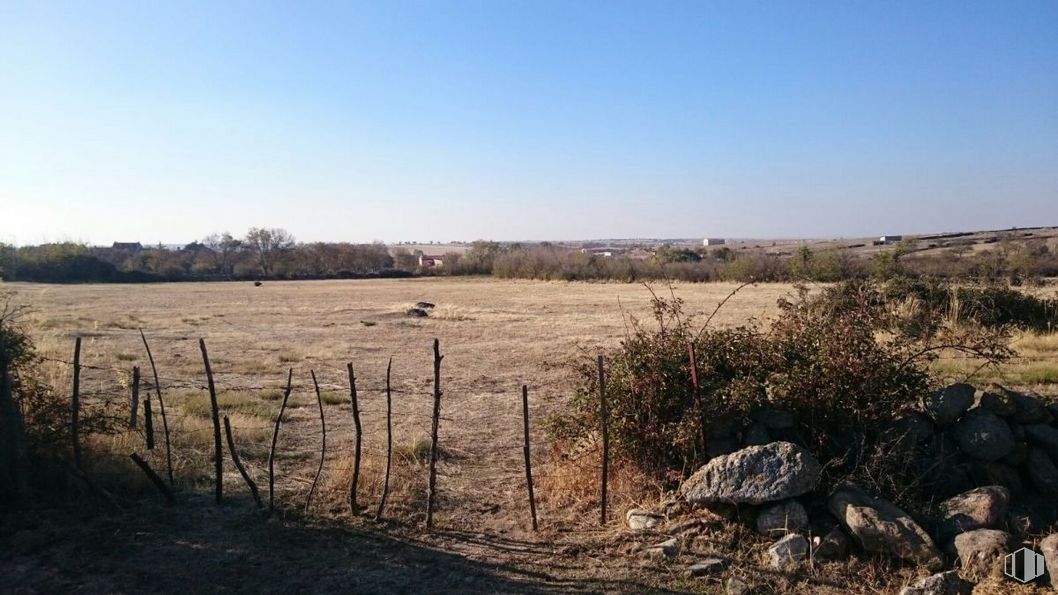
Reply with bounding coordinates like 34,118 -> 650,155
418,253 -> 444,268
580,247 -> 616,257
702,238 -> 725,246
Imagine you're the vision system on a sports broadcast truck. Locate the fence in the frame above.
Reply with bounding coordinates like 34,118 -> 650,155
4,333 -> 615,531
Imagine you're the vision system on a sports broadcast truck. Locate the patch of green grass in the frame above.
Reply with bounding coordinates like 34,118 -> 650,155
319,390 -> 347,406
115,352 -> 138,362
259,388 -> 286,401
1007,364 -> 1058,385
179,391 -> 277,419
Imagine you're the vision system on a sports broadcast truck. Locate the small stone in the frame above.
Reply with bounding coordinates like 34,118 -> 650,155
626,509 -> 664,531
924,384 -> 975,427
812,526 -> 850,560
768,533 -> 808,569
687,558 -> 726,577
936,486 -> 1009,541
644,537 -> 679,559
897,571 -> 973,595
952,529 -> 1015,578
725,578 -> 751,595
1040,533 -> 1058,590
951,409 -> 1014,461
755,500 -> 808,536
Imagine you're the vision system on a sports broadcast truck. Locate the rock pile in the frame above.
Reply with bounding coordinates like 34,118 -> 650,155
628,382 -> 1058,590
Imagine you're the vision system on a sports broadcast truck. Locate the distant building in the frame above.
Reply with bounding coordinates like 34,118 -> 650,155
702,238 -> 726,246
111,242 -> 143,252
878,235 -> 903,244
418,254 -> 444,268
580,247 -> 615,257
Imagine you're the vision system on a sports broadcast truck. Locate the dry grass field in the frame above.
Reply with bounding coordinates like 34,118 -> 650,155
5,278 -> 1058,593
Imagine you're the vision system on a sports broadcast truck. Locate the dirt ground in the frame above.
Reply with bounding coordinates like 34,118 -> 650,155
2,278 -> 1055,593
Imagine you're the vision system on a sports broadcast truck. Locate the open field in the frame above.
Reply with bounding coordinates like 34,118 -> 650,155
5,278 -> 1058,592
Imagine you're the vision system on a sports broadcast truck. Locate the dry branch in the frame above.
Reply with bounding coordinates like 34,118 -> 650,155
198,338 -> 223,504
268,368 -> 294,515
376,357 -> 393,521
305,370 -> 327,513
223,416 -> 263,508
140,330 -> 173,486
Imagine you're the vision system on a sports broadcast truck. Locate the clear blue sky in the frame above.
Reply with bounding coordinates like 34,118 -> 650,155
2,1 -> 1056,245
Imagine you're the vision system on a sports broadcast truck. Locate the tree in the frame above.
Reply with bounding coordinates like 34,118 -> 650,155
203,233 -> 243,277
244,228 -> 294,277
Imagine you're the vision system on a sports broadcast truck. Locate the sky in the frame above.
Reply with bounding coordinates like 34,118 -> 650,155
1,1 -> 1056,246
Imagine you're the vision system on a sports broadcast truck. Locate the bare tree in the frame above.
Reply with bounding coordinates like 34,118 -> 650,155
244,228 -> 294,277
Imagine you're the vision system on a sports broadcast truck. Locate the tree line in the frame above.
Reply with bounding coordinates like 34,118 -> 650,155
2,231 -> 1057,284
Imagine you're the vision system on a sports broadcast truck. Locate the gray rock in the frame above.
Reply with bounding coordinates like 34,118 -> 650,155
924,384 -> 975,427
644,537 -> 679,559
749,408 -> 795,430
829,486 -> 942,568
767,533 -> 808,569
968,461 -> 1024,497
725,578 -> 751,595
1024,423 -> 1058,458
680,442 -> 821,505
973,384 -> 1018,417
687,558 -> 726,577
951,409 -> 1014,461
743,421 -> 771,446
1011,391 -> 1053,424
1026,448 -> 1058,495
952,528 -> 1015,577
936,486 -> 1009,541
1041,533 -> 1058,590
626,509 -> 664,531
897,571 -> 973,595
755,500 -> 808,536
812,526 -> 850,560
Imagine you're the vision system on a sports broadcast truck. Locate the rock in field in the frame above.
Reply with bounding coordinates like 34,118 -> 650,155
952,529 -> 1015,577
680,442 -> 821,506
973,384 -> 1018,417
1026,448 -> 1058,495
951,409 -> 1014,461
626,509 -> 664,531
767,533 -> 808,569
897,571 -> 972,595
936,486 -> 1009,541
1041,533 -> 1058,590
755,500 -> 808,536
686,558 -> 726,577
643,537 -> 679,559
924,384 -> 975,427
829,486 -> 942,568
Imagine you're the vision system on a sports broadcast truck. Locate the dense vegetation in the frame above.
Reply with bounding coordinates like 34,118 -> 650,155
552,279 -> 1018,503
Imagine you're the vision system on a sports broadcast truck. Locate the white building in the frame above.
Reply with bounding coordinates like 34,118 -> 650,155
702,238 -> 726,246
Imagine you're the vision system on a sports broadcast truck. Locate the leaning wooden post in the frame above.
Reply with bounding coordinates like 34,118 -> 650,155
140,330 -> 173,486
376,357 -> 393,521
71,337 -> 82,469
130,453 -> 175,504
143,397 -> 155,450
267,369 -> 294,515
199,339 -> 223,505
223,416 -> 263,508
521,384 -> 538,531
426,339 -> 444,529
305,370 -> 327,514
347,363 -> 362,513
598,354 -> 609,527
687,342 -> 709,462
129,366 -> 140,429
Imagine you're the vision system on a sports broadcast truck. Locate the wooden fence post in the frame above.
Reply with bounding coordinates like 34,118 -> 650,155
521,384 -> 538,531
347,363 -> 362,513
130,453 -> 175,503
140,330 -> 173,486
129,366 -> 140,429
426,339 -> 443,529
144,397 -> 155,450
598,354 -> 609,527
223,416 -> 263,508
71,337 -> 82,469
305,370 -> 327,513
268,369 -> 294,515
198,339 -> 223,504
687,342 -> 709,461
376,357 -> 393,521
